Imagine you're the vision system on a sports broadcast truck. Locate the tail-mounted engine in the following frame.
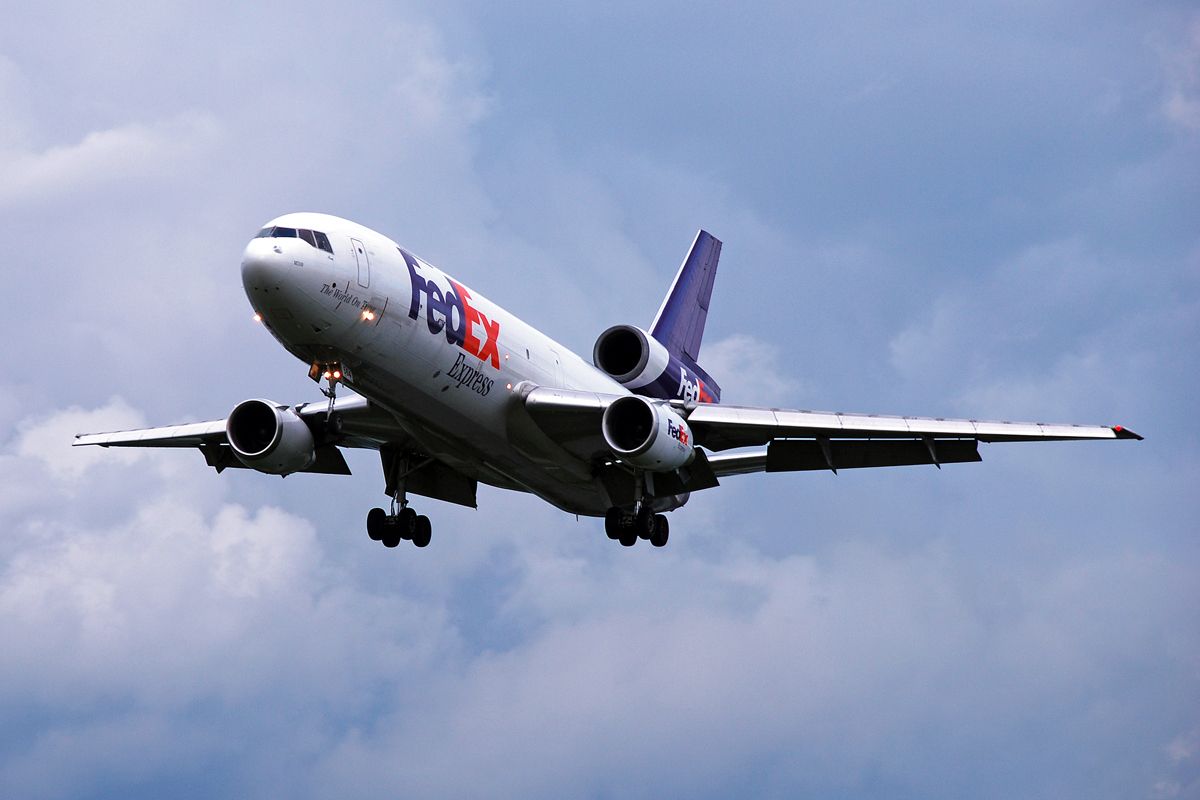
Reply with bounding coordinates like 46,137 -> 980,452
601,395 -> 694,471
226,399 -> 317,475
593,325 -> 720,404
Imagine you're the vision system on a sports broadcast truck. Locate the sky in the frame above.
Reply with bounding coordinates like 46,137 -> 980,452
1,1 -> 1198,797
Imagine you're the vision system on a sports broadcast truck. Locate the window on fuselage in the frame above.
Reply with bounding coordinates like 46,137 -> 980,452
313,230 -> 333,254
298,229 -> 317,247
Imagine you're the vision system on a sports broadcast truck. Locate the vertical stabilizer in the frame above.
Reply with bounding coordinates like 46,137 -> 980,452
649,230 -> 722,362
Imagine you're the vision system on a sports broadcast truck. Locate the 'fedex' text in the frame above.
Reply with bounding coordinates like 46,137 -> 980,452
677,366 -> 714,404
406,255 -> 501,370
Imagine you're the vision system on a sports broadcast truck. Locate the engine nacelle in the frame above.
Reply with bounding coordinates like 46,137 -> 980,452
225,399 -> 316,475
593,324 -> 721,404
593,325 -> 672,390
601,395 -> 694,471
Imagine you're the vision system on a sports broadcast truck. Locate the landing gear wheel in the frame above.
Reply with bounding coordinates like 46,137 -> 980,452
635,507 -> 656,540
366,507 -> 387,541
650,515 -> 669,548
380,519 -> 402,549
411,515 -> 432,548
618,527 -> 638,547
397,507 -> 417,539
605,508 -> 624,540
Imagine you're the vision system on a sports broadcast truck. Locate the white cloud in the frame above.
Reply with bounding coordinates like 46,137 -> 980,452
701,333 -> 802,406
14,396 -> 146,480
0,354 -> 1193,800
0,113 -> 221,208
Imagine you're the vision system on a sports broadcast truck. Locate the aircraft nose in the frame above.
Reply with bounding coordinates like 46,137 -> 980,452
241,237 -> 290,292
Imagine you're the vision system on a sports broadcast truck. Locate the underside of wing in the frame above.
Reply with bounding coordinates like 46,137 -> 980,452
518,385 -> 1141,482
688,404 -> 1141,450
73,395 -> 407,476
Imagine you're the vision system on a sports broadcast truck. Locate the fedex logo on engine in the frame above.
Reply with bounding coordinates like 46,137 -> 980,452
677,367 -> 715,404
667,419 -> 690,446
404,252 -> 501,370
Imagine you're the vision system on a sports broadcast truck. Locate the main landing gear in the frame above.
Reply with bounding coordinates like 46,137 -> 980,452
366,502 -> 432,548
605,506 -> 669,548
369,449 -> 435,549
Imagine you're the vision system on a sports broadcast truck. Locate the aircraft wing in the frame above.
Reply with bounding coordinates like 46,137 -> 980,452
73,395 -> 400,475
520,385 -> 1141,477
686,403 -> 1141,448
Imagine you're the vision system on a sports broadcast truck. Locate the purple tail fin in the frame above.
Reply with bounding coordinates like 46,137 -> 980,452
650,230 -> 721,361
649,230 -> 722,402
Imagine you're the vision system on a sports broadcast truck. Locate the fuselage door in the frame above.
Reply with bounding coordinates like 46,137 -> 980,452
350,238 -> 370,288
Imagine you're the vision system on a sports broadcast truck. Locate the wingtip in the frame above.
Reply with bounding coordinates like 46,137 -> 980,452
1112,425 -> 1143,441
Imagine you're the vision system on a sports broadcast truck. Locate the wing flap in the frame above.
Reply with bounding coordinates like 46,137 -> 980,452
768,438 -> 981,471
200,443 -> 352,475
707,440 -> 982,477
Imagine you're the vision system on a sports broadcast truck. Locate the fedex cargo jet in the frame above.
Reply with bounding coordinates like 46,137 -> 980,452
76,213 -> 1140,549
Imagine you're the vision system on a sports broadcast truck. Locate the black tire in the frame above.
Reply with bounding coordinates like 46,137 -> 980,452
650,515 -> 669,548
604,508 -> 623,540
366,507 -> 387,541
635,507 -> 655,540
398,507 -> 417,539
412,515 -> 432,548
381,520 -> 402,548
618,528 -> 638,547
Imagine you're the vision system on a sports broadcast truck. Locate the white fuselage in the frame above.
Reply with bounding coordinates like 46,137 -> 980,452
241,212 -> 629,514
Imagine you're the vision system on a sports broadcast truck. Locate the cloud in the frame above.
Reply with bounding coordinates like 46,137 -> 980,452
1161,16 -> 1200,133
1,395 -> 1194,799
0,113 -> 221,209
14,396 -> 146,481
700,333 -> 802,406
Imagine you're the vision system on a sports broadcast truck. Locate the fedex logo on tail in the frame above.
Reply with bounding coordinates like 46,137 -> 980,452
677,367 -> 715,404
404,252 -> 501,370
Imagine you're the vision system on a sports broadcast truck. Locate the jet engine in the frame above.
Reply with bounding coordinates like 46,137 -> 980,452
592,325 -> 671,391
601,395 -> 694,471
593,324 -> 722,404
226,399 -> 316,475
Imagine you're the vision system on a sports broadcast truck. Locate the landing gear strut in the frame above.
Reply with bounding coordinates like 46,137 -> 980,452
604,506 -> 669,548
367,449 -> 435,549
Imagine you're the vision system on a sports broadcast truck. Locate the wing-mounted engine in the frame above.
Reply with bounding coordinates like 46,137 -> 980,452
601,395 -> 694,470
593,325 -> 720,404
226,398 -> 317,475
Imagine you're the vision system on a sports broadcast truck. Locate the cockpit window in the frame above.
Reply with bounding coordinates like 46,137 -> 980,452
254,226 -> 334,254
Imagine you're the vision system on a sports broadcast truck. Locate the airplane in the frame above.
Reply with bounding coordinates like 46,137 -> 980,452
75,213 -> 1142,549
